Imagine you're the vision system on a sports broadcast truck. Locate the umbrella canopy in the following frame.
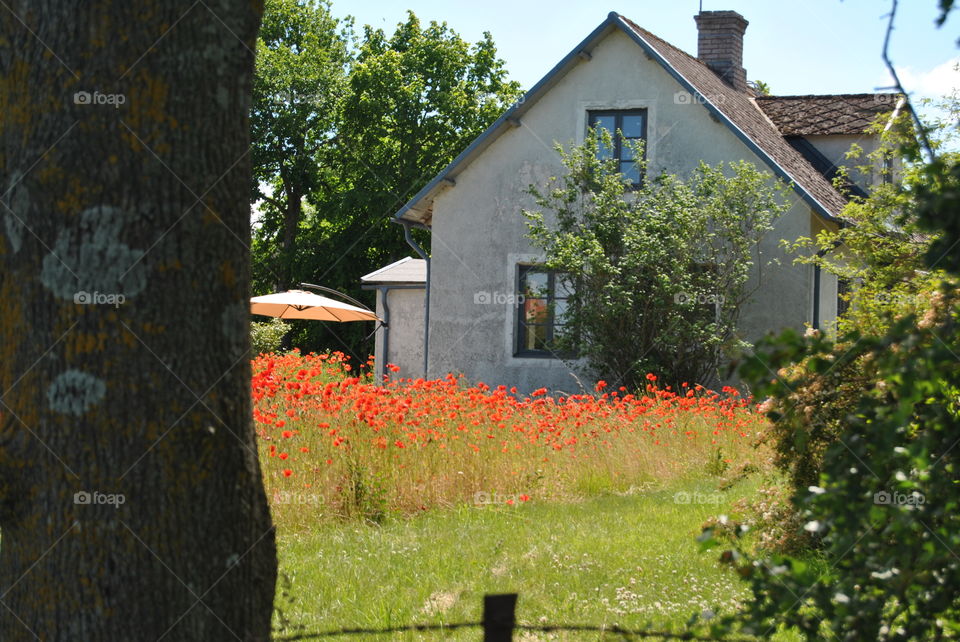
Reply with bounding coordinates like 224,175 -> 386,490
251,290 -> 379,322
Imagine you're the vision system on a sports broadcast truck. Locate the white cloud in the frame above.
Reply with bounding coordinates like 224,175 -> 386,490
891,57 -> 959,101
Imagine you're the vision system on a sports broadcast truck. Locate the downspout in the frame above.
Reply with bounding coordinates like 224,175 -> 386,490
377,286 -> 391,384
401,220 -> 430,377
812,264 -> 821,330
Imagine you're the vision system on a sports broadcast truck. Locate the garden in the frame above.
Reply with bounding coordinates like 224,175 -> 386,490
254,351 -> 796,638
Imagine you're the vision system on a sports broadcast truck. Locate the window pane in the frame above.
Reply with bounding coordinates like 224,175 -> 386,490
524,298 -> 548,324
591,115 -> 616,133
522,270 -> 549,298
621,161 -> 641,185
522,323 -> 548,351
591,115 -> 616,160
622,114 -> 645,138
621,144 -> 639,161
555,274 -> 575,298
553,299 -> 570,324
553,323 -> 569,341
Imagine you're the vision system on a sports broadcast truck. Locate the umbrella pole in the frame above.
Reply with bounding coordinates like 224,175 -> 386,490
298,282 -> 375,313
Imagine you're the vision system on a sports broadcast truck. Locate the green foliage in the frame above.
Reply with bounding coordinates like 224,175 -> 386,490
251,317 -> 290,355
702,8 -> 960,633
251,0 -> 351,290
750,80 -> 772,96
251,5 -> 522,358
720,294 -> 960,639
783,109 -> 948,338
524,129 -> 788,389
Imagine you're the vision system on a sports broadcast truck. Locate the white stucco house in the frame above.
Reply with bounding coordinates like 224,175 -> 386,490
362,10 -> 903,392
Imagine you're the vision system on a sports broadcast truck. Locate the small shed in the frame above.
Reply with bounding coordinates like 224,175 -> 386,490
361,257 -> 427,382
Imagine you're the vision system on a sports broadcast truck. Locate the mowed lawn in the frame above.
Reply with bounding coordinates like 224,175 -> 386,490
271,478 -> 805,641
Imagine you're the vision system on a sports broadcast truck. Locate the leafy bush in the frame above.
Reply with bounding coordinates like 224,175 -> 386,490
701,55 -> 960,636
722,93 -> 954,561
524,129 -> 788,389
251,317 -> 289,355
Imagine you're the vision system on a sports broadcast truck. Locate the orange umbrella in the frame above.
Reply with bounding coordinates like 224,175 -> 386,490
250,290 -> 380,322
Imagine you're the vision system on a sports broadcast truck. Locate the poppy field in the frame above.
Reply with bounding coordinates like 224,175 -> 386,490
253,350 -> 770,529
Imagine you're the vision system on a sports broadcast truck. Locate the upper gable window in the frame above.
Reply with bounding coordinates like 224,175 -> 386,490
588,109 -> 647,186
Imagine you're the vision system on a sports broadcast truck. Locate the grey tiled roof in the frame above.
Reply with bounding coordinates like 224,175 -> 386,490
619,16 -> 852,218
755,94 -> 903,136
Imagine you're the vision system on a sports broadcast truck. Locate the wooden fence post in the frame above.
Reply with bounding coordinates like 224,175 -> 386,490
483,593 -> 518,641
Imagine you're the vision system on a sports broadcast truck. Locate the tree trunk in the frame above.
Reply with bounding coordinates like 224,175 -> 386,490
281,184 -> 302,291
0,2 -> 276,640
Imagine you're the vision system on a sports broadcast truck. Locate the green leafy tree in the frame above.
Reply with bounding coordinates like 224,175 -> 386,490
250,8 -> 521,358
251,318 -> 290,355
524,131 -> 788,389
285,12 -> 523,356
251,0 -> 351,291
783,108 -> 951,338
703,3 -> 960,639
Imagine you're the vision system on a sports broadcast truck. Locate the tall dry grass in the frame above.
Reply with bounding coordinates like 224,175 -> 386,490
253,351 -> 769,529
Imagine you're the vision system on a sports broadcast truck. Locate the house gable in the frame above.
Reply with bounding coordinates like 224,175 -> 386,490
393,11 -> 866,228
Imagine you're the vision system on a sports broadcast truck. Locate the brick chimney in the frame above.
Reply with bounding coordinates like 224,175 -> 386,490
694,10 -> 749,92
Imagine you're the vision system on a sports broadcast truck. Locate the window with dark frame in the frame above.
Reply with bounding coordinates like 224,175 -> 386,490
516,266 -> 574,358
588,109 -> 648,187
837,278 -> 852,318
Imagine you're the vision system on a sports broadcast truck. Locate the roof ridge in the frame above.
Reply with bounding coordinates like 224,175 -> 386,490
749,95 -> 784,132
758,93 -> 902,100
615,13 -> 847,219
617,15 -> 722,82
393,11 -> 853,226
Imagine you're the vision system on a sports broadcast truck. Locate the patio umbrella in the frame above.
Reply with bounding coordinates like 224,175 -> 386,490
250,289 -> 380,322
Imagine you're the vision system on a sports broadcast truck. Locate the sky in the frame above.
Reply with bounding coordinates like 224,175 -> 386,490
330,0 -> 959,105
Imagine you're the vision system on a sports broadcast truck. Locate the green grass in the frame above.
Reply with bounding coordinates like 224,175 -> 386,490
272,476 -> 792,640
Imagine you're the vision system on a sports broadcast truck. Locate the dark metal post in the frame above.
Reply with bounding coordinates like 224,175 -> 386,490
483,593 -> 517,641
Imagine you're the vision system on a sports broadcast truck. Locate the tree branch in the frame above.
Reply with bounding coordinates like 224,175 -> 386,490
882,0 -> 937,162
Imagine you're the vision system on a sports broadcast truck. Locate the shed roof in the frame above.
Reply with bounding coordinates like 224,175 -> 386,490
360,257 -> 427,285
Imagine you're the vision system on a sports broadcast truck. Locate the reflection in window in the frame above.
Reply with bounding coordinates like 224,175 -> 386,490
517,266 -> 573,357
589,109 -> 647,187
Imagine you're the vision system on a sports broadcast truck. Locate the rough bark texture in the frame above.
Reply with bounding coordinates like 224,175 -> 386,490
0,1 -> 275,639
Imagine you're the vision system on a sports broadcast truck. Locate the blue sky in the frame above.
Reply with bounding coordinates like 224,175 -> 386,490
331,0 -> 958,103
